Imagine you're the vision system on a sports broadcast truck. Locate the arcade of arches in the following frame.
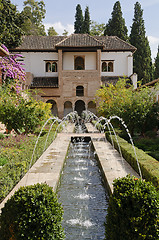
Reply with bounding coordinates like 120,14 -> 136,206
46,100 -> 96,117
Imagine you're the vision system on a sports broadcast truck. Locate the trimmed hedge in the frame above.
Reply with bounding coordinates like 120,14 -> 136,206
106,132 -> 159,190
105,175 -> 159,240
0,183 -> 65,239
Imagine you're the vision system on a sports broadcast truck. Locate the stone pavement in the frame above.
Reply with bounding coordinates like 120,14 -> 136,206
0,122 -> 139,212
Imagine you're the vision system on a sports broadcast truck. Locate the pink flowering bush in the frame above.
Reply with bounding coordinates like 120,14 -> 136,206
0,44 -> 25,93
0,44 -> 52,134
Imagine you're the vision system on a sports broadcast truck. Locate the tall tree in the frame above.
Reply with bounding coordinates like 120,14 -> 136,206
74,4 -> 83,33
130,2 -> 152,84
90,21 -> 105,36
154,46 -> 159,79
104,1 -> 128,41
48,27 -> 58,36
0,0 -> 24,48
21,0 -> 46,36
82,6 -> 90,34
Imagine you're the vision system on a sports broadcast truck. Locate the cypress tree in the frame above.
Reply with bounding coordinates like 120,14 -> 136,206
130,2 -> 152,84
83,6 -> 91,34
154,46 -> 159,79
74,4 -> 83,34
104,1 -> 128,41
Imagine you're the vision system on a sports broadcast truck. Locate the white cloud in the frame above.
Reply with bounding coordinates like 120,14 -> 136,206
148,36 -> 159,61
44,22 -> 74,35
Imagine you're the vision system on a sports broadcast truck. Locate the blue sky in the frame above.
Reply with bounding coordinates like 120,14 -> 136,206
12,0 -> 159,60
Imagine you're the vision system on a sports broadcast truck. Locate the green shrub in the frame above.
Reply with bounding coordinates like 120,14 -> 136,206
0,133 -> 5,140
0,183 -> 65,240
105,175 -> 159,240
0,156 -> 8,166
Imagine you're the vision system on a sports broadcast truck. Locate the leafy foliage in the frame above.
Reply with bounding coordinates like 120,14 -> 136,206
95,78 -> 159,136
104,1 -> 128,41
21,0 -> 46,36
105,175 -> 159,240
0,183 -> 65,239
134,136 -> 159,161
48,26 -> 58,36
0,126 -> 58,202
90,21 -> 105,36
0,87 -> 52,134
130,2 -> 152,84
0,0 -> 24,48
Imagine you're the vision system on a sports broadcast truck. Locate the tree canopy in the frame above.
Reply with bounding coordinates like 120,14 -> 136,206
74,4 -> 91,34
21,0 -> 46,36
0,0 -> 24,48
95,78 -> 159,136
82,6 -> 91,34
129,2 -> 152,84
154,46 -> 159,79
48,26 -> 58,36
90,21 -> 105,36
74,4 -> 83,33
104,1 -> 128,41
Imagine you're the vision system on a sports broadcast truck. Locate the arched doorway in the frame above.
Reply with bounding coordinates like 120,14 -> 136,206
88,101 -> 96,114
75,100 -> 85,116
46,100 -> 58,116
64,101 -> 73,116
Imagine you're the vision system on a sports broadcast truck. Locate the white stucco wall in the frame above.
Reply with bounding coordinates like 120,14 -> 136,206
20,50 -> 133,77
62,52 -> 96,70
101,51 -> 133,77
21,52 -> 58,77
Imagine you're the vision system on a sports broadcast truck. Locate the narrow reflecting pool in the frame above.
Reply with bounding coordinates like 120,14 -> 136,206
58,137 -> 109,240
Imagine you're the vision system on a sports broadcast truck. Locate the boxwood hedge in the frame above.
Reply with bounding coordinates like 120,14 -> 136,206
105,175 -> 159,240
0,183 -> 65,239
106,132 -> 159,190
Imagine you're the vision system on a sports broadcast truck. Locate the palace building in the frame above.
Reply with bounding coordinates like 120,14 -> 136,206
11,34 -> 137,118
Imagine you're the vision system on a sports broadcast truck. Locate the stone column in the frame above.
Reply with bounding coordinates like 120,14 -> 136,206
58,49 -> 63,118
96,49 -> 101,74
127,54 -> 133,77
130,73 -> 138,89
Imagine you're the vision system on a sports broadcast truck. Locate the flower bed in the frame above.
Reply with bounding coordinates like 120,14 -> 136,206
0,126 -> 58,203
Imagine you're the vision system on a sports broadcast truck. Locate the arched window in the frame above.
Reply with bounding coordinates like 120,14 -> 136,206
108,62 -> 113,72
102,62 -> 107,72
46,62 -> 51,72
45,61 -> 57,72
74,56 -> 85,70
102,61 -> 114,72
76,86 -> 84,96
52,62 -> 57,72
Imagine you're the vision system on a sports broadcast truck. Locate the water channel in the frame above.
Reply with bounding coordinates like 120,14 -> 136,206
58,123 -> 109,240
